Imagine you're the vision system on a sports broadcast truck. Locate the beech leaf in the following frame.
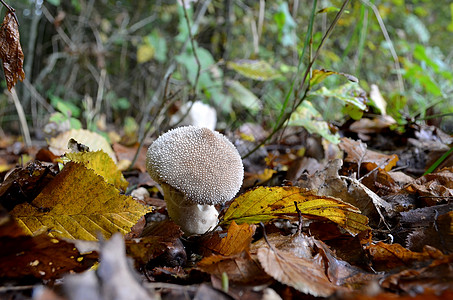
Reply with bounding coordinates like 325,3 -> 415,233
65,151 -> 128,192
10,162 -> 151,241
257,246 -> 339,297
198,252 -> 270,284
200,221 -> 256,256
0,11 -> 25,91
221,186 -> 369,235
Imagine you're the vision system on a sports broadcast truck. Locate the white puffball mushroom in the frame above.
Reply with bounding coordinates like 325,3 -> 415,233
146,126 -> 244,235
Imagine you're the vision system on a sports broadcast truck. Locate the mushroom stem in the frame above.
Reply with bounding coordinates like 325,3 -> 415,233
161,183 -> 219,235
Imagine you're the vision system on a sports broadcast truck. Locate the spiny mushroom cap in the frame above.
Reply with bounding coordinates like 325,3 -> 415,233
146,126 -> 244,205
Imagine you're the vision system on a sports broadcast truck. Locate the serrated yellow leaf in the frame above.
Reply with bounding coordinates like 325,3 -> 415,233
221,186 -> 369,235
65,151 -> 128,192
10,162 -> 151,241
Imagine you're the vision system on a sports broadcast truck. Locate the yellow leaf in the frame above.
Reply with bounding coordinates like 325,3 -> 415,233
65,151 -> 128,192
221,186 -> 369,235
10,162 -> 151,241
137,44 -> 155,63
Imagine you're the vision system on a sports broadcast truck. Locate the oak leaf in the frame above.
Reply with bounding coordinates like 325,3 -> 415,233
221,186 -> 369,235
10,162 -> 150,241
0,11 -> 25,91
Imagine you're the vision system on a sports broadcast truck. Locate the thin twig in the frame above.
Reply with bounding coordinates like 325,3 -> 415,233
0,0 -> 19,25
182,0 -> 201,95
10,88 -> 32,147
243,0 -> 351,159
294,201 -> 303,234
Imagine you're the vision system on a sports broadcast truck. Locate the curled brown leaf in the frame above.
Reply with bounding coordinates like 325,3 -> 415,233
0,11 -> 25,91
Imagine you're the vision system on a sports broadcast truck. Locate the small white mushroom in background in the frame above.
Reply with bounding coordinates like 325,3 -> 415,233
169,101 -> 217,131
146,126 -> 244,235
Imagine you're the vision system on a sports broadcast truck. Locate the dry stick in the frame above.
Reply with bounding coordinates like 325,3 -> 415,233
137,0 -> 211,142
243,0 -> 351,159
11,88 -> 32,147
131,1 -> 212,170
294,201 -> 303,234
0,0 -> 19,25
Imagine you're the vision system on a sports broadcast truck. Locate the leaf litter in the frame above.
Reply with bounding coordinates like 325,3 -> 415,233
1,120 -> 453,299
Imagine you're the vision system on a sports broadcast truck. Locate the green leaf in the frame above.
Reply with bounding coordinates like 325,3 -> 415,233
221,186 -> 370,236
227,80 -> 261,113
47,0 -> 61,6
287,101 -> 340,144
227,60 -> 282,81
310,83 -> 368,111
310,69 -> 358,86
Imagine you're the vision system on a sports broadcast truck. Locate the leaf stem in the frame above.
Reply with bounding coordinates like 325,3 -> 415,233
0,0 -> 19,26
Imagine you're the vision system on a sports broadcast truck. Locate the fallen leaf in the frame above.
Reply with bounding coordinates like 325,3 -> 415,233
368,242 -> 445,272
222,186 -> 370,236
340,137 -> 399,172
126,220 -> 183,267
0,161 -> 58,211
0,11 -> 25,91
380,253 -> 453,294
0,209 -> 96,280
405,167 -> 453,205
200,221 -> 256,256
257,246 -> 340,297
10,162 -> 151,241
297,159 -> 394,226
198,252 -> 270,284
65,151 -> 128,192
48,129 -> 117,163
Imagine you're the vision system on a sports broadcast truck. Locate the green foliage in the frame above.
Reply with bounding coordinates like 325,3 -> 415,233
6,0 -> 452,141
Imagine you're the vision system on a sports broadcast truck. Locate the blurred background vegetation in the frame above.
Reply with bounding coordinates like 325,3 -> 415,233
1,0 -> 452,146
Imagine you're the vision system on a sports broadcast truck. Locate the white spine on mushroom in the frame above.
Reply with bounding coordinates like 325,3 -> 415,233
146,126 -> 244,235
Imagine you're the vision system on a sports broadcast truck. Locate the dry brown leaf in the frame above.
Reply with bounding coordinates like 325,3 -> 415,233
0,11 -> 25,91
380,254 -> 453,294
257,246 -> 341,297
200,221 -> 256,256
0,209 -> 97,280
0,161 -> 58,211
340,137 -> 398,172
368,242 -> 445,272
198,252 -> 270,284
126,220 -> 183,267
405,167 -> 453,205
